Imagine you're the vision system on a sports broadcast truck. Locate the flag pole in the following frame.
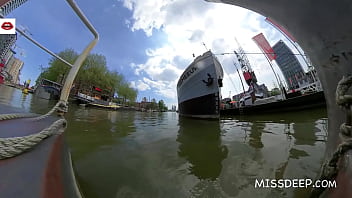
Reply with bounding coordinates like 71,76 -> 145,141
262,49 -> 285,99
233,61 -> 246,95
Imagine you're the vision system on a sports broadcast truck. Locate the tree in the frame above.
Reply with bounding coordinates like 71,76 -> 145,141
39,49 -> 78,84
75,53 -> 109,93
270,88 -> 281,96
117,82 -> 138,105
36,48 -> 138,102
158,100 -> 167,112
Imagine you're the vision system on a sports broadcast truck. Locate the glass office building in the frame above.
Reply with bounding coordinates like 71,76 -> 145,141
273,40 -> 305,90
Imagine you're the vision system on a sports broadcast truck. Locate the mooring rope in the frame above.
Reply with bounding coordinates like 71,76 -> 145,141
0,113 -> 37,121
31,100 -> 68,121
0,100 -> 68,160
0,118 -> 67,160
0,100 -> 68,122
310,75 -> 352,197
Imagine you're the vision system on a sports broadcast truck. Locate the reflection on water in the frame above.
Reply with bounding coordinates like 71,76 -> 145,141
248,121 -> 265,149
177,118 -> 228,180
0,84 -> 57,114
0,85 -> 32,111
0,86 -> 328,198
220,110 -> 328,197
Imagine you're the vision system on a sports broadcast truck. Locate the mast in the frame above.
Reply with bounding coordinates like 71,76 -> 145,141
233,61 -> 246,94
202,42 -> 208,51
262,51 -> 286,99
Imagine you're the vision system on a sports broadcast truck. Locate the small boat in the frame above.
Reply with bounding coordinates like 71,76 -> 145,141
22,88 -> 29,94
177,51 -> 224,119
34,79 -> 62,100
87,101 -> 121,110
75,92 -> 121,110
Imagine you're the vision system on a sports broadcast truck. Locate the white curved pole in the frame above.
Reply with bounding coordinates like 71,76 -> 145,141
59,0 -> 99,103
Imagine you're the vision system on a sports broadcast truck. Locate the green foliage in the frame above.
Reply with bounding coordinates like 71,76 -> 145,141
36,48 -> 138,102
145,102 -> 156,110
158,100 -> 168,111
76,53 -> 110,91
270,88 -> 281,96
117,82 -> 137,103
39,49 -> 78,84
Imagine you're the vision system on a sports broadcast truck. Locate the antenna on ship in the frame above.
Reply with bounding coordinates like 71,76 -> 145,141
202,42 -> 208,51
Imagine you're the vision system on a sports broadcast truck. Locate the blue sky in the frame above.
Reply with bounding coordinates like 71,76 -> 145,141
7,0 -> 308,108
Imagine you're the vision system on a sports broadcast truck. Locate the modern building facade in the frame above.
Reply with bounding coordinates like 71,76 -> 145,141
0,0 -> 28,16
0,34 -> 16,83
0,0 -> 26,83
4,55 -> 23,84
2,47 -> 14,65
0,34 -> 16,61
272,40 -> 305,90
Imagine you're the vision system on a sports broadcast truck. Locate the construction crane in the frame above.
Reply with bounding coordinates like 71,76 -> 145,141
233,39 -> 269,105
234,47 -> 258,87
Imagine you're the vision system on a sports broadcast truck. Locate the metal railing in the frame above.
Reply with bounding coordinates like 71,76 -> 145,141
59,0 -> 99,104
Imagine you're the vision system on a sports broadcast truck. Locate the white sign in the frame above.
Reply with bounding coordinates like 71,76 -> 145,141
0,18 -> 16,34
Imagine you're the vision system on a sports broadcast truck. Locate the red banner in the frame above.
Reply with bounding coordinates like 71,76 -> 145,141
265,17 -> 297,42
252,33 -> 276,61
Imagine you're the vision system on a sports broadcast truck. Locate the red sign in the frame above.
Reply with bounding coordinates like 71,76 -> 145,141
243,71 -> 252,81
265,18 -> 297,42
252,33 -> 276,61
1,22 -> 14,30
95,87 -> 102,92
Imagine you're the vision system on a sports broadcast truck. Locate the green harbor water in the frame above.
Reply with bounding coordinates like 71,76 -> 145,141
0,85 -> 328,198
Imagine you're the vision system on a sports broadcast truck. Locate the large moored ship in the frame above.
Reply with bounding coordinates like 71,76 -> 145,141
177,51 -> 224,119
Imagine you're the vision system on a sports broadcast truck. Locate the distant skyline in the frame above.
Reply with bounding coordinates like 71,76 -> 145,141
7,0 -> 308,108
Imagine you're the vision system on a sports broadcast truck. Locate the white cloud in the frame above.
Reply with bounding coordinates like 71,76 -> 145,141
130,80 -> 151,91
122,0 -> 305,105
189,30 -> 204,43
142,77 -> 178,99
122,0 -> 173,36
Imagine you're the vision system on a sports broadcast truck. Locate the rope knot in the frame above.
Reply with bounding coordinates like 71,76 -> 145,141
321,162 -> 338,180
311,75 -> 352,197
57,101 -> 68,114
340,123 -> 352,137
336,75 -> 352,106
